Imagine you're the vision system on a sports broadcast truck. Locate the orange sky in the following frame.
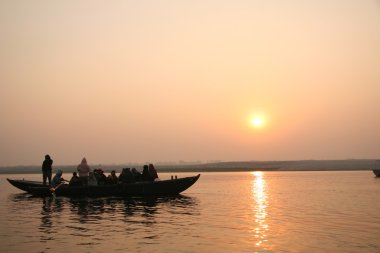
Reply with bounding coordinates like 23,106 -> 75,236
1,1 -> 380,166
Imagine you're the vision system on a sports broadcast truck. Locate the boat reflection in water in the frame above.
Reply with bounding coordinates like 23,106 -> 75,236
250,171 -> 269,251
9,193 -> 200,248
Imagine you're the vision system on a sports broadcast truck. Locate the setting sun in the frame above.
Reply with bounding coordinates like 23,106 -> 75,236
251,116 -> 265,128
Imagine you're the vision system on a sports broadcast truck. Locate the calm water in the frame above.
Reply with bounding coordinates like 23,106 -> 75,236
0,171 -> 379,253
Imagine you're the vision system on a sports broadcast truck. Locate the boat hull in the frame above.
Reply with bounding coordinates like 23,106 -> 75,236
7,175 -> 200,197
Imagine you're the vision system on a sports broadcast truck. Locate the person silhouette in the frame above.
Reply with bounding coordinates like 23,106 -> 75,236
77,157 -> 91,185
42,155 -> 53,186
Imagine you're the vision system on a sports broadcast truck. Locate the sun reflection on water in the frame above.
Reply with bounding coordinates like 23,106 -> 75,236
251,171 -> 269,250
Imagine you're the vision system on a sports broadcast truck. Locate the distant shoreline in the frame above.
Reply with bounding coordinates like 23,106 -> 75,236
0,159 -> 378,174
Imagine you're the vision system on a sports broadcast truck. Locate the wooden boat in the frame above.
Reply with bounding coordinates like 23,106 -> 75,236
373,170 -> 380,177
7,174 -> 200,197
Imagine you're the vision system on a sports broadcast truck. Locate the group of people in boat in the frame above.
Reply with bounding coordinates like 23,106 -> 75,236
42,155 -> 159,188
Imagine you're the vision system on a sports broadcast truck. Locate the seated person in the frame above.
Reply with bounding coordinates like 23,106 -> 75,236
69,172 -> 82,186
107,170 -> 118,184
131,168 -> 142,182
149,164 -> 159,181
142,165 -> 153,181
119,168 -> 135,183
88,171 -> 98,186
94,168 -> 107,185
51,169 -> 65,188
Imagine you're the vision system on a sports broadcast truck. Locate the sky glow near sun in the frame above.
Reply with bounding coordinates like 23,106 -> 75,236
0,0 -> 380,166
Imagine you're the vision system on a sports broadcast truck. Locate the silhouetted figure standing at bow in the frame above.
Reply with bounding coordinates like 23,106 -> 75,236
42,155 -> 53,186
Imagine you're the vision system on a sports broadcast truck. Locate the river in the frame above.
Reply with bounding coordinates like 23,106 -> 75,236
0,171 -> 379,252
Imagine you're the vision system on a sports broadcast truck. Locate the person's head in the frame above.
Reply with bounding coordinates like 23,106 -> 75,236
72,172 -> 77,177
45,155 -> 50,160
56,169 -> 62,177
111,170 -> 116,176
143,165 -> 148,170
149,164 -> 155,170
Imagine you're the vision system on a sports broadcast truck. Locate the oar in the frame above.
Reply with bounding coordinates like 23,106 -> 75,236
50,182 -> 64,198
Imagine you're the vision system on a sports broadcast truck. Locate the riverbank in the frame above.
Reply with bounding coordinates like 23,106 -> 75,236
0,159 -> 378,174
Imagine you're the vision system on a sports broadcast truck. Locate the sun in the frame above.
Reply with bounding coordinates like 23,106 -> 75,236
250,116 -> 265,128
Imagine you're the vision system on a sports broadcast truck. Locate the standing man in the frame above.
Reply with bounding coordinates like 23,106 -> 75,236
42,154 -> 53,186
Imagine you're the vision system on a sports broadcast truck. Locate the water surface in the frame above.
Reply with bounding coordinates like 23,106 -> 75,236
0,171 -> 379,252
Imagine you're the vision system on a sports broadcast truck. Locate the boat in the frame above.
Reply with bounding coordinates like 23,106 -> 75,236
7,174 -> 200,197
372,160 -> 380,177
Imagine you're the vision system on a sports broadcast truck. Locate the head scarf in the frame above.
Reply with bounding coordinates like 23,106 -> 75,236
81,158 -> 87,165
56,169 -> 62,177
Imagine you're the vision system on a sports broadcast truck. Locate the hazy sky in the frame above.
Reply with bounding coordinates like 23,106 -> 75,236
1,0 -> 380,166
